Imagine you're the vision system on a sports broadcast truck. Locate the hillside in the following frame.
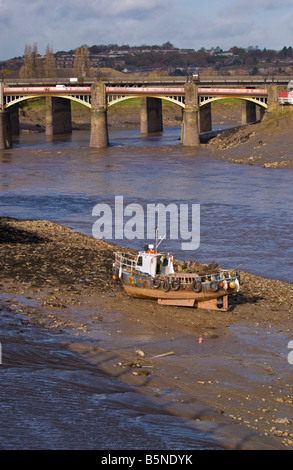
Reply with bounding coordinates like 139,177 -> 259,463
2,43 -> 293,78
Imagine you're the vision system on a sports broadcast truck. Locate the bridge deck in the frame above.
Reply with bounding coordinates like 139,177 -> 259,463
3,85 -> 268,97
2,75 -> 292,86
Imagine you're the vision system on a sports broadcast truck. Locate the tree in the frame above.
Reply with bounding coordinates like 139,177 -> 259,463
19,43 -> 42,78
44,45 -> 56,78
73,45 -> 90,80
251,66 -> 259,75
162,41 -> 174,50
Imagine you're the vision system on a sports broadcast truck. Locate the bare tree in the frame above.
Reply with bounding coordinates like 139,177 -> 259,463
19,43 -> 42,78
44,45 -> 56,78
73,45 -> 90,80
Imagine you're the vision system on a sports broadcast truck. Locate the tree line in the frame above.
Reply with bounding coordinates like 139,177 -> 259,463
19,43 -> 90,79
4,42 -> 293,79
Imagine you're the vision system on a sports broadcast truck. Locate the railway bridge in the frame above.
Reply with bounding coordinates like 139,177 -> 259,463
0,78 -> 279,149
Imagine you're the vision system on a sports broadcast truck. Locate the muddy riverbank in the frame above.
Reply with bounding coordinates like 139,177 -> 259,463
1,217 -> 292,449
206,107 -> 293,169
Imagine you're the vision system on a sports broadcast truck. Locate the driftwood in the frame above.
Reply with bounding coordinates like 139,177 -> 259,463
152,351 -> 175,358
116,350 -> 175,369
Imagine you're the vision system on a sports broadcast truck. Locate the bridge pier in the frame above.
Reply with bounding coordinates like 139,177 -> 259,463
181,83 -> 200,146
46,97 -> 72,135
199,102 -> 212,133
140,97 -> 163,134
9,105 -> 20,135
0,83 -> 12,149
241,101 -> 257,125
267,84 -> 279,110
90,82 -> 109,148
0,110 -> 12,149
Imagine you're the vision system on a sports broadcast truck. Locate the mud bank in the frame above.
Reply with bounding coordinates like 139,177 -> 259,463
18,101 -> 182,133
207,108 -> 293,169
0,217 -> 292,449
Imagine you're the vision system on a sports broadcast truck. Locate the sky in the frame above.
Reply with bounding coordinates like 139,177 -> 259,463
1,0 -> 293,60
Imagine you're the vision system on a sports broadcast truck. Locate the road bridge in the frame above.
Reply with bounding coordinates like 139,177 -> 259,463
0,79 -> 280,149
1,84 -> 268,107
2,75 -> 292,86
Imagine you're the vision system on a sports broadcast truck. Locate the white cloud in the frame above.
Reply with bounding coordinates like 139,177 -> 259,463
0,0 -> 292,59
220,0 -> 293,14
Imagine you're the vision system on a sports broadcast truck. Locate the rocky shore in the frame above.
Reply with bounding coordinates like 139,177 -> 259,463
1,217 -> 292,449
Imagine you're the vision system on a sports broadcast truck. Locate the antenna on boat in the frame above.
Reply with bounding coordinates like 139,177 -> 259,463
154,206 -> 166,250
155,228 -> 166,250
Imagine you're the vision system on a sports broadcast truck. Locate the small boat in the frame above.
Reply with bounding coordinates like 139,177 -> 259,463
112,244 -> 240,311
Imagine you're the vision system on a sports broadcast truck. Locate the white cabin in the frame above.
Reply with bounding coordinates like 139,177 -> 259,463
135,245 -> 174,277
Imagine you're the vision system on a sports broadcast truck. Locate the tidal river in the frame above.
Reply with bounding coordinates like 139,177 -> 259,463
1,126 -> 292,283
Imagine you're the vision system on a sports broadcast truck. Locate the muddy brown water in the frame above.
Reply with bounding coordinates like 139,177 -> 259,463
0,127 -> 292,450
0,298 -> 229,450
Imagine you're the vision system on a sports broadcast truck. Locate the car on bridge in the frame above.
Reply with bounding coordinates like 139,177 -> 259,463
279,80 -> 293,104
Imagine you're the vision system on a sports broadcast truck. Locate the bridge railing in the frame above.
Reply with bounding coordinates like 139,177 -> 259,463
2,75 -> 293,87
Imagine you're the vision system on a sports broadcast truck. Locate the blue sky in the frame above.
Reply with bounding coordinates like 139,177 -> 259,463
1,0 -> 293,60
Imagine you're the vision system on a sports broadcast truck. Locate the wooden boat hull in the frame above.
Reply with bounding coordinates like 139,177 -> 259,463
122,282 -> 230,310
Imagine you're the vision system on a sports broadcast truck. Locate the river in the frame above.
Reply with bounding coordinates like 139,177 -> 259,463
1,127 -> 292,283
0,297 -> 225,450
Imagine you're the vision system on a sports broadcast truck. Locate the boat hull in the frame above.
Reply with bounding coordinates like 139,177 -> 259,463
113,251 -> 240,311
122,282 -> 230,310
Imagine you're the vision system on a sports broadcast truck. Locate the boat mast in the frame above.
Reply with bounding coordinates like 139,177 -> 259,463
155,227 -> 166,251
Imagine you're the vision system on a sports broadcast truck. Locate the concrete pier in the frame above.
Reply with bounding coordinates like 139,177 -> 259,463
0,83 -> 12,149
9,105 -> 20,135
0,110 -> 12,149
199,102 -> 212,133
181,83 -> 199,146
89,82 -> 109,148
45,97 -> 72,135
267,84 -> 279,111
242,101 -> 257,125
140,97 -> 163,134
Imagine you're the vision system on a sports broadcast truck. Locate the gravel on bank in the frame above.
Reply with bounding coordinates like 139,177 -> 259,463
1,217 -> 292,321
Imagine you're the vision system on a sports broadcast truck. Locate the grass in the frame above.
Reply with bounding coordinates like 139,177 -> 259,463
19,98 -> 87,111
262,105 -> 293,128
19,98 -> 46,111
212,98 -> 242,109
19,95 -> 241,112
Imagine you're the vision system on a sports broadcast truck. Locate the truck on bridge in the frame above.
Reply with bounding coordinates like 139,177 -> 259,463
278,80 -> 293,105
279,91 -> 293,104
